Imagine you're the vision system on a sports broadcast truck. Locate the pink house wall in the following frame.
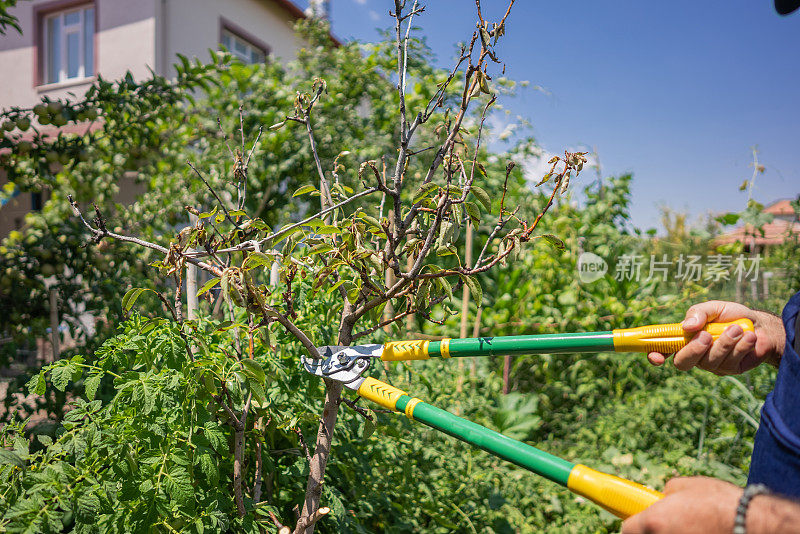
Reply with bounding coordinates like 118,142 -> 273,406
0,0 -> 159,110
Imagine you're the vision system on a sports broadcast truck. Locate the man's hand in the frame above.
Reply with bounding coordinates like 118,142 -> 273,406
622,477 -> 741,534
647,300 -> 785,375
623,476 -> 800,534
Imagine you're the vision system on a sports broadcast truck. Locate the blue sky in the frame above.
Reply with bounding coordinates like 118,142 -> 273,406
323,0 -> 799,231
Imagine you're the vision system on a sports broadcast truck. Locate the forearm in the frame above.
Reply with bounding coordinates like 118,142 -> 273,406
748,494 -> 800,533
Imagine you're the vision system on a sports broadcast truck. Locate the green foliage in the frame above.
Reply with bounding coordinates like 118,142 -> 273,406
0,19 -> 403,368
2,176 -> 780,533
363,175 -> 774,532
1,315 -> 321,533
0,0 -> 21,35
2,8 -> 793,534
0,57 -> 218,366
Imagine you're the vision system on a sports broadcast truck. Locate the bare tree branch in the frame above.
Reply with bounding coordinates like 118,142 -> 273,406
205,187 -> 380,256
68,195 -> 222,275
294,506 -> 330,534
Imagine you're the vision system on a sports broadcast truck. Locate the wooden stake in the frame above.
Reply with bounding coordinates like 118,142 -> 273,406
457,222 -> 474,393
460,222 -> 474,338
471,307 -> 481,378
48,287 -> 59,362
186,214 -> 198,320
502,354 -> 511,395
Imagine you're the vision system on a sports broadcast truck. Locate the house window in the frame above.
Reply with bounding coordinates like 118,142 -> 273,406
220,27 -> 266,64
43,5 -> 95,85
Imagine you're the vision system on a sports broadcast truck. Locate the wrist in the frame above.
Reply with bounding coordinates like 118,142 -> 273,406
735,484 -> 771,534
745,491 -> 800,534
745,493 -> 770,534
752,310 -> 785,368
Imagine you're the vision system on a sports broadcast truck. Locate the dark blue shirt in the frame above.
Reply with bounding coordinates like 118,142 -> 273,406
748,290 -> 800,496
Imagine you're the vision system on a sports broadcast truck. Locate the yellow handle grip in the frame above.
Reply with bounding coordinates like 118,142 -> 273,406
381,340 -> 431,361
567,464 -> 663,519
357,376 -> 408,410
612,318 -> 754,354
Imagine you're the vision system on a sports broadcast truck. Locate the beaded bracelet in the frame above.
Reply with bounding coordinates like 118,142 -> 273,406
733,484 -> 771,534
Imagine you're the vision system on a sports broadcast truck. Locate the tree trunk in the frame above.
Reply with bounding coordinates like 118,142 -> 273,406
298,319 -> 353,533
298,379 -> 343,534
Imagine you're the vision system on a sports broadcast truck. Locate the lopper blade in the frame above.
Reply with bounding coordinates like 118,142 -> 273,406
301,344 -> 383,390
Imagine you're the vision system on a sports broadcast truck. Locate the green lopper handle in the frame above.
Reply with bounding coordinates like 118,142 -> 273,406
357,376 -> 663,518
378,320 -> 755,360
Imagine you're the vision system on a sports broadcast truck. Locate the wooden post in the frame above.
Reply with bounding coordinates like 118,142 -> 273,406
186,214 -> 199,320
471,307 -> 482,378
502,355 -> 511,395
457,222 -> 474,393
270,260 -> 279,287
48,287 -> 59,362
750,242 -> 759,302
460,222 -> 473,339
186,264 -> 198,320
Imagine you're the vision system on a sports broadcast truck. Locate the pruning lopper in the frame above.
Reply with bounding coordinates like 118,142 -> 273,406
302,319 -> 753,519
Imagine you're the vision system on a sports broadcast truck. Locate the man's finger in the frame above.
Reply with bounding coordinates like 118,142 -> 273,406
681,301 -> 730,332
682,305 -> 710,332
620,511 -> 646,534
717,331 -> 757,374
648,352 -> 666,366
673,331 -> 712,371
702,324 -> 744,371
727,331 -> 758,374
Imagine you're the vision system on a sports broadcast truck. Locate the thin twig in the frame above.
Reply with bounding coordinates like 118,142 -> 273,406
339,396 -> 374,420
187,161 -> 242,229
351,292 -> 450,340
210,188 -> 379,255
244,125 -> 263,168
212,394 -> 241,428
217,117 -> 236,160
254,302 -> 321,360
294,427 -> 313,465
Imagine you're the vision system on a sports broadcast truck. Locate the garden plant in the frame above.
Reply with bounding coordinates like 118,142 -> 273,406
0,1 -> 792,532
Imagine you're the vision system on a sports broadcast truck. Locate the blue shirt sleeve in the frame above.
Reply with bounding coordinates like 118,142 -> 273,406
748,290 -> 800,497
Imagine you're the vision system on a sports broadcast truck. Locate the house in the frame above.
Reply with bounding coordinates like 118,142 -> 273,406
0,0 -> 325,237
713,198 -> 800,302
0,0 -> 314,109
715,199 -> 800,249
